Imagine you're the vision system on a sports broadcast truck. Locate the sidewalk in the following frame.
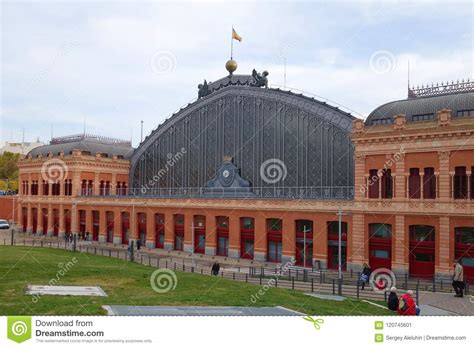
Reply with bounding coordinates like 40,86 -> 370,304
418,292 -> 473,315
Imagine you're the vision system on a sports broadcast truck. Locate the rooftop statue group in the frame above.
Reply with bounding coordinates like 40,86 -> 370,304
198,69 -> 269,99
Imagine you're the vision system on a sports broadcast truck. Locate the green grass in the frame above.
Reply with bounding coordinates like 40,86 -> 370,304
0,246 -> 393,316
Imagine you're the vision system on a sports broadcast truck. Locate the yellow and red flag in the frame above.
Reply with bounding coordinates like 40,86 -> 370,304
232,28 -> 242,42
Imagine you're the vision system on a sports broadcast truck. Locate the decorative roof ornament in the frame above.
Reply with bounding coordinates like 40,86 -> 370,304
250,69 -> 269,88
198,80 -> 212,99
225,59 -> 238,76
408,78 -> 473,99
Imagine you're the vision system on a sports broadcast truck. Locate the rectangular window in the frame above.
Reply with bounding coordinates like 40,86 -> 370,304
217,236 -> 228,256
268,219 -> 282,232
241,217 -> 254,230
371,119 -> 391,126
415,253 -> 434,262
381,169 -> 393,198
460,257 -> 474,267
370,223 -> 392,239
368,169 -> 379,198
423,167 -> 436,199
328,221 -> 348,237
412,113 -> 434,122
410,225 -> 435,242
370,250 -> 390,259
454,166 -> 467,199
197,235 -> 206,249
409,168 -> 421,198
268,240 -> 282,262
244,240 -> 254,255
175,235 -> 183,251
455,227 -> 474,244
456,109 -> 474,118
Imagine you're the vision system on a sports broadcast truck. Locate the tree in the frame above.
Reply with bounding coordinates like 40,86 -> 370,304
0,151 -> 20,191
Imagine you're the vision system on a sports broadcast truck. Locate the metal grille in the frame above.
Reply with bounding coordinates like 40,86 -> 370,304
130,86 -> 355,199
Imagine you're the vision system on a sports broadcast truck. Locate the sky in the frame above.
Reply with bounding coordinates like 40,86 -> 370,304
1,0 -> 473,147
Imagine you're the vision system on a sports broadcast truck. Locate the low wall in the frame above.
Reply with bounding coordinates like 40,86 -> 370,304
0,196 -> 16,222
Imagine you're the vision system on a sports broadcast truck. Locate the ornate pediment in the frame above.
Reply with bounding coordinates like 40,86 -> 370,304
203,157 -> 254,198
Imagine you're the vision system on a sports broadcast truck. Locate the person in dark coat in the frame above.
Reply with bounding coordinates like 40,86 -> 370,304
360,263 -> 371,290
211,261 -> 220,276
387,287 -> 399,311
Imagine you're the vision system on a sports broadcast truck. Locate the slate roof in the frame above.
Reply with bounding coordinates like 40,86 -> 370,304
28,134 -> 134,159
365,91 -> 474,126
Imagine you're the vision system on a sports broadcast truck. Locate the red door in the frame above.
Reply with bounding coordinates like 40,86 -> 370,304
174,215 -> 184,251
455,227 -> 474,283
137,213 -> 146,246
42,209 -> 48,235
240,218 -> 254,259
327,221 -> 347,270
79,210 -> 86,239
295,220 -> 313,267
368,224 -> 392,270
53,209 -> 59,236
194,229 -> 205,254
32,208 -> 38,234
409,225 -> 435,278
106,212 -> 114,243
92,211 -> 100,241
216,217 -> 229,256
64,210 -> 71,234
121,213 -> 130,245
22,208 -> 27,232
194,216 -> 206,254
155,214 -> 165,248
328,245 -> 347,270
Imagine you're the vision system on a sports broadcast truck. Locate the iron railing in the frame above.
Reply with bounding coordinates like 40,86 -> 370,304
77,186 -> 354,200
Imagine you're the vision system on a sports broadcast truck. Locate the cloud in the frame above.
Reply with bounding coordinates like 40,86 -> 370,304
1,1 -> 472,146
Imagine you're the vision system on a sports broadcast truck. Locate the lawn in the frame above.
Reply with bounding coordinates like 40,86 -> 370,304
0,246 -> 393,316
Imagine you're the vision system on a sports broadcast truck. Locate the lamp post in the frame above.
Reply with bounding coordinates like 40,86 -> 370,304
302,225 -> 311,268
191,221 -> 196,268
336,207 -> 351,295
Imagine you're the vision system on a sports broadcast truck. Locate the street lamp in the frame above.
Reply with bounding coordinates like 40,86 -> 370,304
302,224 -> 312,268
191,221 -> 196,268
336,207 -> 351,296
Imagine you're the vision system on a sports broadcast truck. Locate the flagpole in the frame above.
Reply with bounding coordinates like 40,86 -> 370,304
230,26 -> 234,59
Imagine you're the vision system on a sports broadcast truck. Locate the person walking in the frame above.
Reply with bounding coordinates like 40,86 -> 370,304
360,263 -> 371,290
211,261 -> 220,276
397,290 -> 417,316
387,287 -> 399,311
452,259 -> 465,297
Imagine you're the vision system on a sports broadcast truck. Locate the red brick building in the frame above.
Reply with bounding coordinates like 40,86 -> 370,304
15,75 -> 474,282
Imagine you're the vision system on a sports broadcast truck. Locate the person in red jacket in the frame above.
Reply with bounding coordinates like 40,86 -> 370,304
397,290 -> 417,316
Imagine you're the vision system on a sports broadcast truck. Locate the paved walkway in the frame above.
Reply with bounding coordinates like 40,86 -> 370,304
103,305 -> 303,316
417,291 -> 473,315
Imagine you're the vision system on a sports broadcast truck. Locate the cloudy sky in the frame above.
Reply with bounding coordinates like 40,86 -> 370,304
1,0 -> 473,147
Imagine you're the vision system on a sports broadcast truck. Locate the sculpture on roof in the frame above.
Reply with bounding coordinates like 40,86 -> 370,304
198,80 -> 212,99
251,69 -> 269,88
